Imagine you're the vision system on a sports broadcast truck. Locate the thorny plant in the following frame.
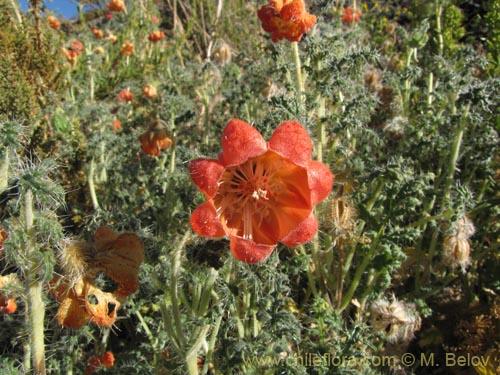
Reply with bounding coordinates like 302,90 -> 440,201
0,0 -> 499,375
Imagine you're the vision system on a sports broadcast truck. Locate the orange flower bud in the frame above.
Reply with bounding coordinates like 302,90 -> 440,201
148,30 -> 166,43
48,15 -> 61,30
85,352 -> 115,375
117,89 -> 133,102
342,6 -> 362,23
107,0 -> 125,12
120,40 -> 135,56
142,84 -> 158,99
257,0 -> 316,42
0,274 -> 19,314
112,118 -> 121,131
91,27 -> 104,39
139,124 -> 172,156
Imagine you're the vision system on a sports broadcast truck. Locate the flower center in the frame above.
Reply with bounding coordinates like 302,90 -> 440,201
213,150 -> 312,245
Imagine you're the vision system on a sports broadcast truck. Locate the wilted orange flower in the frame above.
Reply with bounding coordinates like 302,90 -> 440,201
48,15 -> 60,30
51,227 -> 144,328
142,84 -> 158,99
148,30 -> 166,43
105,13 -> 113,20
91,27 -> 104,39
107,0 -> 125,12
117,89 -> 133,102
0,228 -> 7,253
257,0 -> 316,42
139,124 -> 172,156
112,118 -> 121,131
120,40 -> 135,56
189,119 -> 333,263
342,6 -> 361,23
0,274 -> 18,315
85,352 -> 115,375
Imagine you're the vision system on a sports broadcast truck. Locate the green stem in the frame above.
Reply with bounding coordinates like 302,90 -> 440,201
440,102 -> 470,211
88,158 -> 99,210
169,232 -> 191,349
342,178 -> 384,277
339,224 -> 385,312
0,149 -> 8,193
435,0 -> 444,56
316,97 -> 326,162
291,41 -> 304,108
25,189 -> 46,375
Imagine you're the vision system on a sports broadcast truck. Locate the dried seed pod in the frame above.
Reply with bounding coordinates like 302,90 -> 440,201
364,67 -> 383,93
370,298 -> 421,344
454,214 -> 475,239
213,41 -> 232,65
443,235 -> 471,271
59,240 -> 94,284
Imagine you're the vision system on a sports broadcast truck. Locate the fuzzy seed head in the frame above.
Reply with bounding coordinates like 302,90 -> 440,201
370,298 -> 421,344
213,41 -> 232,65
443,235 -> 471,271
454,214 -> 475,239
59,240 -> 94,283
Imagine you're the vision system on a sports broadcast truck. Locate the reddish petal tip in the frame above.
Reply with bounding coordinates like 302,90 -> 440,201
220,119 -> 267,166
308,160 -> 334,204
189,158 -> 224,198
269,121 -> 312,167
281,213 -> 318,247
190,201 -> 225,238
230,236 -> 275,263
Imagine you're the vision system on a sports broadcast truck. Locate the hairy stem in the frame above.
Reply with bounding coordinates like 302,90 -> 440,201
292,41 -> 304,107
25,189 -> 46,375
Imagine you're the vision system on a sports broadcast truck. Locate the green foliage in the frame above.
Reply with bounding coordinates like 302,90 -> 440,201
0,1 -> 498,374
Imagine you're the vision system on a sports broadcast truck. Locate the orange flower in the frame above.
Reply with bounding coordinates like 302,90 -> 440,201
85,352 -> 115,375
0,274 -> 18,315
341,6 -> 361,23
51,227 -> 144,328
120,40 -> 135,56
142,84 -> 158,99
189,119 -> 333,263
69,41 -> 84,55
91,27 -> 104,39
148,30 -> 166,43
48,15 -> 60,30
117,89 -> 133,102
105,13 -> 113,20
139,124 -> 172,156
257,0 -> 316,42
107,0 -> 125,12
112,118 -> 121,131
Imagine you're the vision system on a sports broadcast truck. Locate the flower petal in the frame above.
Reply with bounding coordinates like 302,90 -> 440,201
281,212 -> 318,247
220,119 -> 267,166
57,294 -> 91,328
308,160 -> 334,204
229,236 -> 275,263
269,121 -> 312,167
94,227 -> 118,251
189,158 -> 224,199
190,201 -> 226,238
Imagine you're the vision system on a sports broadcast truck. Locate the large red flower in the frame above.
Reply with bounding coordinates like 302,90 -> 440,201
257,0 -> 317,42
189,119 -> 333,263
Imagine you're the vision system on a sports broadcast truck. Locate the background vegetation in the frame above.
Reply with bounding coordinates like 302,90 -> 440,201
0,0 -> 499,374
